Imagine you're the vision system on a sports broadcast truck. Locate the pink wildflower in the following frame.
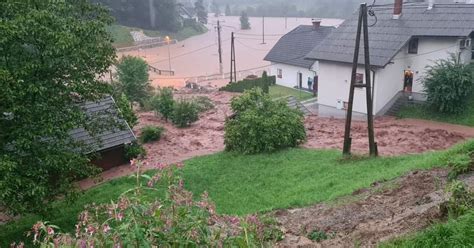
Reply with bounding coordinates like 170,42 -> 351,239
102,224 -> 111,234
47,226 -> 55,235
116,212 -> 124,221
86,225 -> 96,236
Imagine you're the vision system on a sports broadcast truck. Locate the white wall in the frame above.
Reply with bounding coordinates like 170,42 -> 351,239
317,36 -> 472,115
317,62 -> 369,114
269,63 -> 316,89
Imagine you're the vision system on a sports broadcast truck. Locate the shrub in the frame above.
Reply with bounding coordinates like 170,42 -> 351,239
140,126 -> 164,143
225,88 -> 306,154
308,229 -> 330,242
152,87 -> 174,121
171,99 -> 199,128
21,160 -> 282,247
219,76 -> 270,93
124,142 -> 146,160
116,93 -> 138,128
424,55 -> 474,114
447,153 -> 473,180
441,180 -> 474,218
193,96 -> 215,113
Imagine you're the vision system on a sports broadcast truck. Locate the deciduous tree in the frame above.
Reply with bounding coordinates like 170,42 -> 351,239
116,56 -> 151,107
0,0 -> 116,214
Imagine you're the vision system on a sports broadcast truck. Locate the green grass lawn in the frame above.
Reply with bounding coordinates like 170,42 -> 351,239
398,93 -> 474,127
107,24 -> 208,48
269,85 -> 315,102
380,210 -> 474,248
107,25 -> 135,47
2,142 -> 466,246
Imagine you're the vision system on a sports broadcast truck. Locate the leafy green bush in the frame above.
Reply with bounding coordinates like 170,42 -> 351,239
116,93 -> 138,128
124,142 -> 146,160
20,161 -> 281,247
424,55 -> 474,114
193,96 -> 215,113
171,99 -> 199,128
447,153 -> 473,180
151,87 -> 174,121
308,229 -> 330,242
220,75 -> 271,93
225,88 -> 306,154
442,180 -> 474,218
140,126 -> 164,143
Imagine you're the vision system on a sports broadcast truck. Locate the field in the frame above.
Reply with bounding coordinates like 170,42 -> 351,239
0,145 -> 456,246
269,85 -> 315,101
107,24 -> 208,48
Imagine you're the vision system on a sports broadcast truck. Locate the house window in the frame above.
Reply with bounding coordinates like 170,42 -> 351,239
408,38 -> 419,54
277,69 -> 282,78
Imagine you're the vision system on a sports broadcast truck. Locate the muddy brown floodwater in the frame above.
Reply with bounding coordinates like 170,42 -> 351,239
79,91 -> 474,189
119,16 -> 344,89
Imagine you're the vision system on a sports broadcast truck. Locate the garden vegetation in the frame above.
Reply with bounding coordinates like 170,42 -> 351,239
225,88 -> 306,154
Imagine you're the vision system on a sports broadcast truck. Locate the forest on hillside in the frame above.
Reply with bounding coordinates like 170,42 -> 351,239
213,0 -> 393,18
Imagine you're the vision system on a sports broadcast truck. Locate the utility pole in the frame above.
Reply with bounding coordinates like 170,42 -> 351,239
285,16 -> 288,29
217,20 -> 223,74
230,32 -> 236,83
261,15 -> 266,44
342,3 -> 378,157
165,36 -> 172,72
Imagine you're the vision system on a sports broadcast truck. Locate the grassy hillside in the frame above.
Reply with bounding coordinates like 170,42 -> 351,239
2,142 -> 466,246
107,24 -> 208,48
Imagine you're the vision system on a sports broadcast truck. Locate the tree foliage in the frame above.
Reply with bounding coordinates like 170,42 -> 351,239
171,99 -> 199,128
225,4 -> 232,16
151,87 -> 175,121
116,56 -> 151,107
211,0 -> 220,17
195,0 -> 208,24
240,11 -> 251,30
225,88 -> 306,154
423,55 -> 474,114
0,0 -> 116,214
116,93 -> 138,128
93,0 -> 182,32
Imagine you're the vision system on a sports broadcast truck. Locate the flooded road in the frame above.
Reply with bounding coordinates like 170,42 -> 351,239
119,16 -> 343,88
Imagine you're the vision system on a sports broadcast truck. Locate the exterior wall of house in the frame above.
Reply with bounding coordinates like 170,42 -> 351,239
316,36 -> 472,115
317,61 -> 369,114
269,63 -> 317,90
92,145 -> 128,171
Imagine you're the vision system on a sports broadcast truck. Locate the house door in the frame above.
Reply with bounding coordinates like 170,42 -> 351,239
297,72 -> 303,89
403,70 -> 414,93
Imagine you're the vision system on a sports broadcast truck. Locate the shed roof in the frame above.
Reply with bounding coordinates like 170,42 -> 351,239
306,3 -> 474,67
264,25 -> 334,68
70,96 -> 136,153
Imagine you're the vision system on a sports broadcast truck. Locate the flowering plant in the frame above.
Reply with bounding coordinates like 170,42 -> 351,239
12,160 -> 282,247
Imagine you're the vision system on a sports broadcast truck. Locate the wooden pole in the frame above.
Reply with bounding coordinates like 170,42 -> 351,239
342,4 -> 364,156
362,4 -> 378,156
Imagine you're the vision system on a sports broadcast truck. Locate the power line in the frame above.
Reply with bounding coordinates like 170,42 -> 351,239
235,39 -> 271,52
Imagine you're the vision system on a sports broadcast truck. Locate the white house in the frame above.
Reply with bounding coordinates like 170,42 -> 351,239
264,20 -> 334,91
305,0 -> 474,116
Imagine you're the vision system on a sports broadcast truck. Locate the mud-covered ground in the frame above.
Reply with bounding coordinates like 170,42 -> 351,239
275,169 -> 474,248
79,90 -> 473,189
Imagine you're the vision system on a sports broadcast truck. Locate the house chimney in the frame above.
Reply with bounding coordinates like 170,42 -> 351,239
312,19 -> 321,29
393,0 -> 403,19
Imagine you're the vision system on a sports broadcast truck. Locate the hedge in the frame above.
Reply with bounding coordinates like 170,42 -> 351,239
219,76 -> 276,94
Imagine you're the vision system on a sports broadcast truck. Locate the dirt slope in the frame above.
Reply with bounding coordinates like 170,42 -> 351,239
275,169 -> 470,247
